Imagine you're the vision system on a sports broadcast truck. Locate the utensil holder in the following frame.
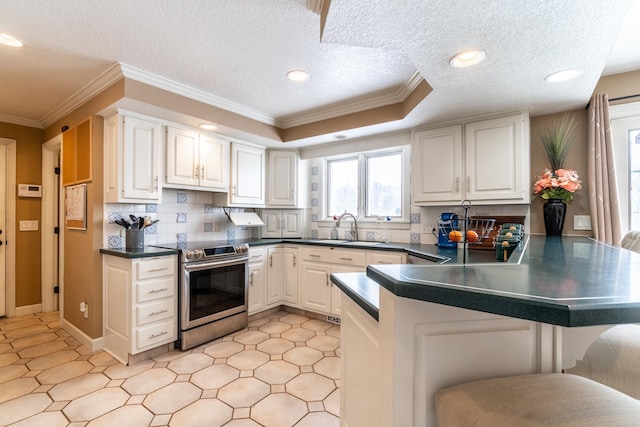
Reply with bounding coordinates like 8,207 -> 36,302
126,229 -> 144,250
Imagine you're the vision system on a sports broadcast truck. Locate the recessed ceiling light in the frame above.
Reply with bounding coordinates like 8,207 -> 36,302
286,69 -> 309,82
544,69 -> 583,83
449,50 -> 486,68
0,33 -> 24,48
199,123 -> 218,131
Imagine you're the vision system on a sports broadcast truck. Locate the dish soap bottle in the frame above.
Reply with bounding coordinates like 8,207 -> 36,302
330,227 -> 339,240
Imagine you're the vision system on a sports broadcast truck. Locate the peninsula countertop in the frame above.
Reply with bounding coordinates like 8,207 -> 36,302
332,235 -> 640,327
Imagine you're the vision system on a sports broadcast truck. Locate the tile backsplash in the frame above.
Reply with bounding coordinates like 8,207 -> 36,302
104,189 -> 260,248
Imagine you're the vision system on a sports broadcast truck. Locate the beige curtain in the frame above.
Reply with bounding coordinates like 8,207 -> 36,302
587,94 -> 622,244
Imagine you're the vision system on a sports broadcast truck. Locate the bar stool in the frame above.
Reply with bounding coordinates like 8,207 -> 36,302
435,373 -> 640,426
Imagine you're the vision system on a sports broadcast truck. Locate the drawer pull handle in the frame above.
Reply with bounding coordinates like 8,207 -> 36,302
148,267 -> 169,272
149,309 -> 168,316
250,255 -> 261,259
149,331 -> 168,339
148,288 -> 168,294
309,254 -> 321,258
340,257 -> 353,261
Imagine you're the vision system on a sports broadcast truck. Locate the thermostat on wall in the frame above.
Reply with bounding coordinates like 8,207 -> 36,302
18,183 -> 42,198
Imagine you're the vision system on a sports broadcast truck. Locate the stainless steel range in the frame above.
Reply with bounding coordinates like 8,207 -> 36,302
156,241 -> 249,350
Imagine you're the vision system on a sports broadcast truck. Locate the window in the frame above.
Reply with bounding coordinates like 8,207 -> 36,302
325,147 -> 409,221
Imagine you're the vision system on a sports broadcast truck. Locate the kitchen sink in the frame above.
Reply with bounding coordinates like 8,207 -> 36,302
309,239 -> 350,244
342,241 -> 384,246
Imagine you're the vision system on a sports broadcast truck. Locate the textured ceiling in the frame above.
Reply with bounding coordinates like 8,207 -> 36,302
0,0 -> 639,146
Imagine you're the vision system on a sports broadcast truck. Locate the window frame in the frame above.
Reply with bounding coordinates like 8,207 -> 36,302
320,145 -> 410,227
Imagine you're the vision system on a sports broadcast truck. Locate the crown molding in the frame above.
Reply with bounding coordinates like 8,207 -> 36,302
0,113 -> 43,129
281,70 -> 424,129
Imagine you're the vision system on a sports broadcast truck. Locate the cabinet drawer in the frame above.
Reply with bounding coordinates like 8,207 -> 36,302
136,257 -> 175,280
367,251 -> 406,265
136,277 -> 175,303
248,248 -> 265,263
136,319 -> 176,350
302,247 -> 333,263
329,250 -> 366,266
136,299 -> 175,326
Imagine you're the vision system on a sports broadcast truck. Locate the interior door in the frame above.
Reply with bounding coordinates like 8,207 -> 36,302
0,143 -> 6,316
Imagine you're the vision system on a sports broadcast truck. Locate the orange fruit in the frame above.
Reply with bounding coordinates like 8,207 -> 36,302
466,230 -> 479,242
449,230 -> 462,242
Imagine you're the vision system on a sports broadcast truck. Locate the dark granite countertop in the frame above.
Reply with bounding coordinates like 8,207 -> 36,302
332,235 -> 640,328
99,246 -> 179,259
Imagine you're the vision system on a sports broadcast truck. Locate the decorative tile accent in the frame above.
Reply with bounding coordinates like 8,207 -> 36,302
107,235 -> 122,248
144,223 -> 158,235
204,222 -> 213,232
311,198 -> 318,207
204,204 -> 216,213
311,182 -> 318,192
310,230 -> 318,239
366,231 -> 375,241
311,214 -> 318,222
227,229 -> 235,242
107,211 -> 122,224
177,193 -> 188,204
146,204 -> 158,213
410,233 -> 421,244
177,213 -> 187,223
344,231 -> 353,240
311,166 -> 319,175
177,233 -> 187,243
410,213 -> 421,224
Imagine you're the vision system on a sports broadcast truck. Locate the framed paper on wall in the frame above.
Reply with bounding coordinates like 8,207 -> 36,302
65,183 -> 87,230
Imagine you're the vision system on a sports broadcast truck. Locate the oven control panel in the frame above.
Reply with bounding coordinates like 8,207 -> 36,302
184,244 -> 249,261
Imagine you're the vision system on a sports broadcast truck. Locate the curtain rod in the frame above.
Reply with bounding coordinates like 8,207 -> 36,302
585,93 -> 640,110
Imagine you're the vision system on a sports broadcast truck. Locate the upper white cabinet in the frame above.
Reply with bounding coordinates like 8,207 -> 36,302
104,112 -> 163,203
213,142 -> 266,207
165,125 -> 229,191
267,150 -> 298,207
261,209 -> 303,238
412,112 -> 530,205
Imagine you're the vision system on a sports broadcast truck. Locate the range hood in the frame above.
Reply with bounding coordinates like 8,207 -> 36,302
228,212 -> 265,227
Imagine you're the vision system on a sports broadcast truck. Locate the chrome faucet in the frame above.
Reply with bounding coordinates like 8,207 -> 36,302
336,212 -> 358,241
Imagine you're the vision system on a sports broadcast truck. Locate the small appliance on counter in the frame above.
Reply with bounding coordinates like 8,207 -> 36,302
434,213 -> 459,249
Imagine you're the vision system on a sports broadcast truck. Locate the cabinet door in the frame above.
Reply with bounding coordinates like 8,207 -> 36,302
465,114 -> 528,202
123,116 -> 162,200
199,134 -> 229,190
331,265 -> 366,316
261,210 -> 282,238
248,262 -> 266,315
412,125 -> 463,204
281,210 -> 303,238
166,126 -> 198,186
267,150 -> 297,206
300,262 -> 332,314
283,247 -> 298,305
231,143 -> 265,206
266,247 -> 284,306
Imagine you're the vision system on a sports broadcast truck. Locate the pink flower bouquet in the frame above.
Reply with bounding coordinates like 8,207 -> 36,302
533,168 -> 581,204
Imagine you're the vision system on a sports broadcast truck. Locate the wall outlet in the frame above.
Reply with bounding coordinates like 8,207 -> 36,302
573,215 -> 592,230
19,220 -> 38,231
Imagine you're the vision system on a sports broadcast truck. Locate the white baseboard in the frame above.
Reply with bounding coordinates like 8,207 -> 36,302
15,304 -> 42,317
61,318 -> 104,352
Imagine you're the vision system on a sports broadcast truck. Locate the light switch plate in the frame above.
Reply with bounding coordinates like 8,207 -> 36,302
573,215 -> 592,230
19,220 -> 39,231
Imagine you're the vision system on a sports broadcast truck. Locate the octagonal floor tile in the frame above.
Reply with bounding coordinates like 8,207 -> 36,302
313,356 -> 340,380
190,364 -> 240,390
10,332 -> 57,349
143,382 -> 202,415
8,411 -> 68,427
283,347 -> 324,366
301,319 -> 332,332
232,330 -> 269,345
0,377 -> 39,404
85,404 -> 153,427
279,313 -> 309,325
307,335 -> 340,352
326,325 -> 341,338
218,377 -> 270,407
296,411 -> 340,427
0,393 -> 53,426
203,340 -> 245,358
286,372 -> 336,402
37,360 -> 93,385
254,360 -> 299,385
256,338 -> 295,355
121,368 -> 177,395
224,419 -> 262,427
280,327 -> 315,343
48,373 -> 110,401
251,393 -> 307,426
169,398 -> 233,427
227,349 -> 270,370
167,353 -> 213,374
63,387 -> 130,422
26,349 -> 79,371
18,340 -> 68,360
103,359 -> 155,380
258,321 -> 291,334
88,351 -> 119,367
324,388 -> 340,417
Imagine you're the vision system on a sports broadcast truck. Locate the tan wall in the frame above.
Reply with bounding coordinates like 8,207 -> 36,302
0,123 -> 45,307
593,70 -> 640,104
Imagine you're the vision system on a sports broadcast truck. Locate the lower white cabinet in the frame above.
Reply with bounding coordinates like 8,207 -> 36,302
103,254 -> 177,364
248,247 -> 267,315
248,245 -> 299,314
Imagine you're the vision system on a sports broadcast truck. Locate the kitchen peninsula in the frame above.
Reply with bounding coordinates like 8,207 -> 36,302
331,235 -> 640,427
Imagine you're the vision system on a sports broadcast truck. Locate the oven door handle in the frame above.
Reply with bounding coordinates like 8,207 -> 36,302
183,258 -> 248,272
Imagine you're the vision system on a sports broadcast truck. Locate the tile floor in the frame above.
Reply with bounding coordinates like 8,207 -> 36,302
0,310 -> 341,426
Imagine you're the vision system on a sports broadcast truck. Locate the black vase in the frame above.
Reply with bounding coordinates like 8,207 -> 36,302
543,199 -> 566,236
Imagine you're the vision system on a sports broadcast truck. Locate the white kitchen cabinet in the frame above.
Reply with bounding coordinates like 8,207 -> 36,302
248,247 -> 266,315
282,247 -> 299,305
367,251 -> 406,265
104,112 -> 163,203
266,246 -> 299,308
267,150 -> 298,206
103,254 -> 177,364
213,142 -> 266,207
261,209 -> 303,238
165,126 -> 228,191
412,112 -> 529,205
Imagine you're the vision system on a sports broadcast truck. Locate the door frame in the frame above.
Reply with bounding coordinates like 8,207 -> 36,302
0,138 -> 17,318
42,135 -> 62,313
